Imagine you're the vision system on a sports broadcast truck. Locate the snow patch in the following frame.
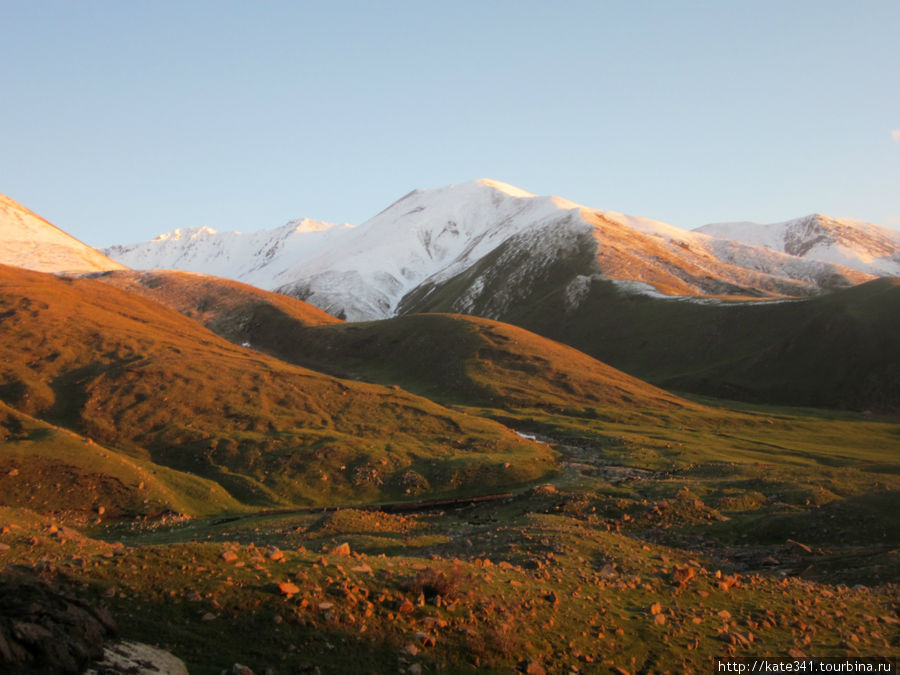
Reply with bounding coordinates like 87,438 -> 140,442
565,275 -> 593,310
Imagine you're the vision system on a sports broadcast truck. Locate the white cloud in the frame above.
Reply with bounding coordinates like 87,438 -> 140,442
893,129 -> 900,142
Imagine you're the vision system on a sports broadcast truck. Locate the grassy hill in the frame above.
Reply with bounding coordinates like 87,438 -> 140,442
0,265 -> 555,507
90,269 -> 340,333
90,271 -> 695,412
516,277 -> 900,413
2,270 -> 899,674
234,312 -> 697,412
407,255 -> 900,412
0,401 -> 244,519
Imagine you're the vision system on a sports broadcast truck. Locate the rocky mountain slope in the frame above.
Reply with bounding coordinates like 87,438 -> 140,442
695,214 -> 900,278
0,193 -> 126,274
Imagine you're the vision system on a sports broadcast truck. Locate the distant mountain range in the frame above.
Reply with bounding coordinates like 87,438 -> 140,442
2,183 -> 899,414
102,179 -> 891,321
696,214 -> 900,278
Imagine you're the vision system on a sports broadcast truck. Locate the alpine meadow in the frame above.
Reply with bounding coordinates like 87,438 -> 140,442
1,177 -> 898,673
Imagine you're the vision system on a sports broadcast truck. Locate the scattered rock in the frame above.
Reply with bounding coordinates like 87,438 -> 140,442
7,469 -> 18,477
223,665 -> 255,675
786,539 -> 813,554
86,641 -> 189,675
672,564 -> 695,585
414,631 -> 435,647
649,602 -> 662,615
519,659 -> 547,674
277,582 -> 300,598
330,542 -> 351,557
221,550 -> 239,563
0,573 -> 117,674
717,574 -> 739,591
597,564 -> 617,579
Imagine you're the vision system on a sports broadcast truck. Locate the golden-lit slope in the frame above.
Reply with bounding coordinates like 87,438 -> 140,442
0,400 -> 243,518
90,269 -> 340,330
286,313 -> 699,411
582,209 -> 874,297
0,194 -> 126,274
81,270 -> 694,411
0,265 -> 554,506
111,272 -> 695,412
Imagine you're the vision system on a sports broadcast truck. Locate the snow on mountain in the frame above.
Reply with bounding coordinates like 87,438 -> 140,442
103,180 -> 878,321
283,180 -> 874,318
399,199 -> 874,321
591,209 -> 872,294
0,193 -> 126,274
105,218 -> 355,290
274,180 -> 592,319
695,214 -> 900,277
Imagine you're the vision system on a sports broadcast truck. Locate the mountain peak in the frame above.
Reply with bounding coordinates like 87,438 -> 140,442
470,178 -> 535,198
695,213 -> 900,277
100,180 -> 894,322
0,192 -> 126,274
288,218 -> 347,234
153,226 -> 219,242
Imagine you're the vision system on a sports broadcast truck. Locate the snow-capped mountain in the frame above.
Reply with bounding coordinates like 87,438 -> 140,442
0,193 -> 126,274
275,180 -> 605,319
104,180 -> 878,321
394,190 -> 874,320
105,218 -> 355,290
695,214 -> 900,277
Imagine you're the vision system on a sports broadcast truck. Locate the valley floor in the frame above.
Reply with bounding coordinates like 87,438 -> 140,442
1,402 -> 898,674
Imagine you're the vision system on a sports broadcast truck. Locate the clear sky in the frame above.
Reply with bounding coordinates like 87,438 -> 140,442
1,0 -> 898,247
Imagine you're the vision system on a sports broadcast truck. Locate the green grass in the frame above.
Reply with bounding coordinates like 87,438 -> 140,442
0,402 -> 245,519
501,277 -> 900,414
0,266 -> 558,508
2,266 -> 900,672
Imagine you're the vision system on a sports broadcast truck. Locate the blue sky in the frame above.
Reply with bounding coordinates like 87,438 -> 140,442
1,0 -> 898,246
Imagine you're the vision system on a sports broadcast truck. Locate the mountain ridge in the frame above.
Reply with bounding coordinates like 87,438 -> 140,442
102,180 -> 881,321
695,213 -> 900,277
0,193 -> 126,274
